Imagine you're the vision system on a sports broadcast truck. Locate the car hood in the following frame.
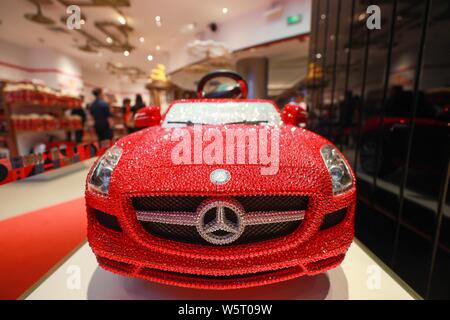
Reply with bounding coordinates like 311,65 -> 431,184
109,125 -> 334,195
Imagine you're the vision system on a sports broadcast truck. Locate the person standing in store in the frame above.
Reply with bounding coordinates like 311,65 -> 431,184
89,88 -> 113,142
71,95 -> 87,144
122,98 -> 133,133
130,94 -> 146,132
131,94 -> 146,114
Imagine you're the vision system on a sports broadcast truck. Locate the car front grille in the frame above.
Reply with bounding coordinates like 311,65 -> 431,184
132,195 -> 308,246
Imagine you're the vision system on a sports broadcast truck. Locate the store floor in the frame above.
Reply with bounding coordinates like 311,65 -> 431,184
0,160 -> 94,299
0,159 -> 95,221
0,160 -> 417,300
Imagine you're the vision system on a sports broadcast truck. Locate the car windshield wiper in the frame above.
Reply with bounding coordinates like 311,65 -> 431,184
166,121 -> 205,126
224,120 -> 269,125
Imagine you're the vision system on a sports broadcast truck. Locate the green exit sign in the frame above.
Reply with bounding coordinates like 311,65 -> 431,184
287,14 -> 302,25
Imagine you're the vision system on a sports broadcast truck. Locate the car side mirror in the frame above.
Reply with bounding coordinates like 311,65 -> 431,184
134,106 -> 161,128
281,103 -> 308,126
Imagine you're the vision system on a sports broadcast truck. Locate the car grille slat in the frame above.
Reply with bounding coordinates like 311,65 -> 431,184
132,195 -> 308,213
132,196 -> 205,212
132,195 -> 308,246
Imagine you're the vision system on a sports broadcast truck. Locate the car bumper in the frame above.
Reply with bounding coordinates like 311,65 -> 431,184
86,190 -> 355,290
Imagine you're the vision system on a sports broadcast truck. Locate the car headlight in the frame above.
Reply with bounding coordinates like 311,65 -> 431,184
320,144 -> 353,195
88,145 -> 122,194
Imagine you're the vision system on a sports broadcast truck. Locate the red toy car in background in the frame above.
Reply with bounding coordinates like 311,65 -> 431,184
86,71 -> 356,289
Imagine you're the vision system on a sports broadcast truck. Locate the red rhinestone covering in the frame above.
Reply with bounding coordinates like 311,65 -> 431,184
86,99 -> 356,290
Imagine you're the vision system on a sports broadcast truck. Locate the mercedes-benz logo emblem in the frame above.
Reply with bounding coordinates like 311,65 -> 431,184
210,169 -> 231,185
196,199 -> 245,245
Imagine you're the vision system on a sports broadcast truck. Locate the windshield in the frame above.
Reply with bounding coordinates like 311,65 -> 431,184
162,102 -> 281,127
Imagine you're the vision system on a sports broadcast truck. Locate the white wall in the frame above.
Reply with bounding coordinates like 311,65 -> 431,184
0,40 -> 29,81
214,0 -> 311,51
0,40 -> 84,94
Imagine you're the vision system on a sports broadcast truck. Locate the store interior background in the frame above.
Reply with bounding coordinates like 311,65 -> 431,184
0,0 -> 448,299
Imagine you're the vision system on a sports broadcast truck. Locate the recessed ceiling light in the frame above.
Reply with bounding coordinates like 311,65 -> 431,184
222,7 -> 229,14
139,36 -> 145,43
106,37 -> 113,44
147,54 -> 153,61
155,16 -> 162,27
124,50 -> 130,57
156,45 -> 161,51
80,19 -> 85,25
118,15 -> 127,25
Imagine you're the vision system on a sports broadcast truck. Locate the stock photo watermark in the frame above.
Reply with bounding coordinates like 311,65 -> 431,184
366,5 -> 381,30
366,264 -> 382,290
66,265 -> 81,290
66,5 -> 83,30
170,125 -> 280,175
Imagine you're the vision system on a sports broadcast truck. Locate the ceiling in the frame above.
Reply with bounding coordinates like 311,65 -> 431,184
0,0 -> 274,80
171,35 -> 310,96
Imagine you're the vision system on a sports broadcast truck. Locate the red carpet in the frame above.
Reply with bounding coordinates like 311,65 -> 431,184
0,198 -> 87,300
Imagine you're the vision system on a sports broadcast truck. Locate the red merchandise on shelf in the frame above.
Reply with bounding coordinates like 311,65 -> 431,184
4,81 -> 82,108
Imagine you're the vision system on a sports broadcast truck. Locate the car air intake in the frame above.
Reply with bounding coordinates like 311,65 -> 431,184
320,208 -> 347,230
94,209 -> 122,232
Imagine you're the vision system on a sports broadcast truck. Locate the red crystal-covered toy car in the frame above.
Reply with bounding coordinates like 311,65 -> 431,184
86,71 -> 356,289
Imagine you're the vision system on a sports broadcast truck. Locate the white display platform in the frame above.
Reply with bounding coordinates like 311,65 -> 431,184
26,240 -> 417,300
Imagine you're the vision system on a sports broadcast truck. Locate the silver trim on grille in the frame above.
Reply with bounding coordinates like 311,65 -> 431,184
136,210 -> 305,226
136,211 -> 197,226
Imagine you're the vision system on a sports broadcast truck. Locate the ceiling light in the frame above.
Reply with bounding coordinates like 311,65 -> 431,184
106,37 -> 113,44
156,45 -> 161,51
155,16 -> 162,27
80,19 -> 85,25
139,36 -> 145,43
180,23 -> 196,33
124,50 -> 130,57
222,8 -> 229,14
118,15 -> 127,25
147,54 -> 153,61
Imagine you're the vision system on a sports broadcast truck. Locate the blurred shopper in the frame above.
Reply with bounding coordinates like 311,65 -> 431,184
71,95 -> 87,144
132,94 -> 146,114
122,98 -> 133,133
339,91 -> 358,147
89,88 -> 113,141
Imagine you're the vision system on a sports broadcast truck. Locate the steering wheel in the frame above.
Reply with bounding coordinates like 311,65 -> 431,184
197,70 -> 248,99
